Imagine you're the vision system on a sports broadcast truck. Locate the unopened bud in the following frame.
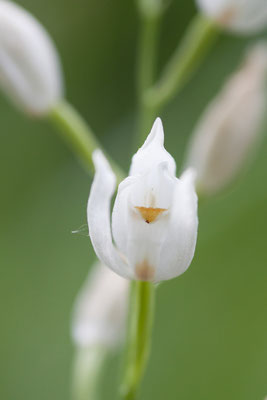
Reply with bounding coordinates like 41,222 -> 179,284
185,43 -> 267,196
71,262 -> 129,349
0,1 -> 63,115
196,0 -> 267,34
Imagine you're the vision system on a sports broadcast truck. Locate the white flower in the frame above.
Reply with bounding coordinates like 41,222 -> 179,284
87,118 -> 198,282
0,1 -> 63,115
196,0 -> 267,34
185,43 -> 267,196
71,262 -> 129,349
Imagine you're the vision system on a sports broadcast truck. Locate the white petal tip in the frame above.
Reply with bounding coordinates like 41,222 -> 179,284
92,149 -> 116,188
92,149 -> 105,165
92,149 -> 110,171
143,117 -> 164,148
154,117 -> 163,128
180,167 -> 198,186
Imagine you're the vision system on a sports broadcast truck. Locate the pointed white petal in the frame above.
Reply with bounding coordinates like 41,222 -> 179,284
154,171 -> 198,282
111,175 -> 138,259
180,167 -> 197,187
129,118 -> 176,177
87,150 -> 133,280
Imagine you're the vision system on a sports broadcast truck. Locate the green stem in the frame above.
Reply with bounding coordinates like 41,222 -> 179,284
143,14 -> 219,122
136,13 -> 161,145
48,99 -> 125,181
121,281 -> 155,400
137,16 -> 160,98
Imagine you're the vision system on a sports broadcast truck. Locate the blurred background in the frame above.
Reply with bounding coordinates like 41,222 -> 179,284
0,0 -> 267,399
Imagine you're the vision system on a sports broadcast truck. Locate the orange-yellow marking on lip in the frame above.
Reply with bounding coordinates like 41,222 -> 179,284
135,206 -> 167,224
135,260 -> 155,281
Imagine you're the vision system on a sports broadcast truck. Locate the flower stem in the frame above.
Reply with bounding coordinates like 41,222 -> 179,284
48,99 -> 125,181
120,281 -> 155,400
136,11 -> 161,146
140,14 -> 219,136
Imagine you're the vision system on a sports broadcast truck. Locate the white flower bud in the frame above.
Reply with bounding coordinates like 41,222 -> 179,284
87,118 -> 198,282
185,43 -> 267,196
196,0 -> 267,34
71,262 -> 129,349
0,1 -> 63,115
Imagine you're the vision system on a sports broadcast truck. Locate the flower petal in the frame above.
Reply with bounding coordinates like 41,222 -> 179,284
129,117 -> 176,177
112,163 -> 196,282
87,150 -> 133,280
154,168 -> 198,282
112,163 -> 174,260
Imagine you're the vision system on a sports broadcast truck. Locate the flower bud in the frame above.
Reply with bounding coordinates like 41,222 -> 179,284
71,262 -> 129,349
87,118 -> 198,282
196,0 -> 267,34
0,1 -> 63,115
185,43 -> 267,196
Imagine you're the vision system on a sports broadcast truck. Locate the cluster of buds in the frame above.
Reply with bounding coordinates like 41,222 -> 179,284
0,1 -> 267,383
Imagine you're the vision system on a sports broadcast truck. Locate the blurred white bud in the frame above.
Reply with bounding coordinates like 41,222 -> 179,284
196,0 -> 267,34
71,263 -> 128,400
71,262 -> 129,349
185,43 -> 267,196
0,1 -> 63,115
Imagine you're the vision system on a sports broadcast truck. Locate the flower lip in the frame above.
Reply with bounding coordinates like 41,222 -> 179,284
134,206 -> 167,224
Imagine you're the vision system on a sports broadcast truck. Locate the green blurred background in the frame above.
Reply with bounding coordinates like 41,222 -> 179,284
0,1 -> 267,399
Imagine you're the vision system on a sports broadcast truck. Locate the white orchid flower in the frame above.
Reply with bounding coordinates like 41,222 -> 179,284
185,43 -> 267,196
71,262 -> 129,349
196,0 -> 267,34
87,118 -> 198,283
0,0 -> 63,115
